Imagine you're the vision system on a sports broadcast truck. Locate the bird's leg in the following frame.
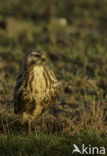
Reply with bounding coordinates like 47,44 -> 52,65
28,119 -> 31,134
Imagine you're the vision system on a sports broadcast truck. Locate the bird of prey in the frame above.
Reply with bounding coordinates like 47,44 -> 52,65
14,50 -> 58,133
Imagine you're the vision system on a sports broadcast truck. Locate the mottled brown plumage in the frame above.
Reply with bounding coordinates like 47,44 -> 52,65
14,50 -> 58,133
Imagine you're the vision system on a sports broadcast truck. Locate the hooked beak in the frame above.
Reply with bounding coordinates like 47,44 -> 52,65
41,54 -> 46,61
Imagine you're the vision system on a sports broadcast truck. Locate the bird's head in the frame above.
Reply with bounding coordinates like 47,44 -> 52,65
25,50 -> 46,67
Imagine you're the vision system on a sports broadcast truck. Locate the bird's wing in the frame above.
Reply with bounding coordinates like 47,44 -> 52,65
14,70 -> 36,114
14,72 -> 24,114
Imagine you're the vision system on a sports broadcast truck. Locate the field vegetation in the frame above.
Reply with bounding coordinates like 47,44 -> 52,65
0,0 -> 107,155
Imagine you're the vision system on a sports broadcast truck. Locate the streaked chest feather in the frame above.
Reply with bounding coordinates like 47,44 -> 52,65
33,66 -> 46,92
27,65 -> 57,100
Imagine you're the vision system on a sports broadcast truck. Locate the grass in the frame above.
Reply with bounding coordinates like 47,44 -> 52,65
0,0 -> 107,155
0,130 -> 106,156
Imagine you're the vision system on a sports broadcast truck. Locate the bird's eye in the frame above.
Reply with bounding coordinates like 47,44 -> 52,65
35,54 -> 41,57
31,54 -> 41,57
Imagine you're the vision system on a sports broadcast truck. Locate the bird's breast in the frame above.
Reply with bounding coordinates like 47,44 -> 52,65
33,66 -> 46,93
28,65 -> 57,100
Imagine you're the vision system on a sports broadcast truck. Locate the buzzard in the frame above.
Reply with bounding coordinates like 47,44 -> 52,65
14,50 -> 58,133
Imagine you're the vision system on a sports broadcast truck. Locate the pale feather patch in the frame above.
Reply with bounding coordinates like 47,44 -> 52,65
31,66 -> 47,101
21,112 -> 29,123
31,105 -> 43,120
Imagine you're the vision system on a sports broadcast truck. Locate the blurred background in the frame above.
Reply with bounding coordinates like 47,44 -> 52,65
0,0 -> 107,79
0,0 -> 107,137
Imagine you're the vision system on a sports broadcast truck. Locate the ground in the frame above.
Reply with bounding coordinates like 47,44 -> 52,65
0,0 -> 107,155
